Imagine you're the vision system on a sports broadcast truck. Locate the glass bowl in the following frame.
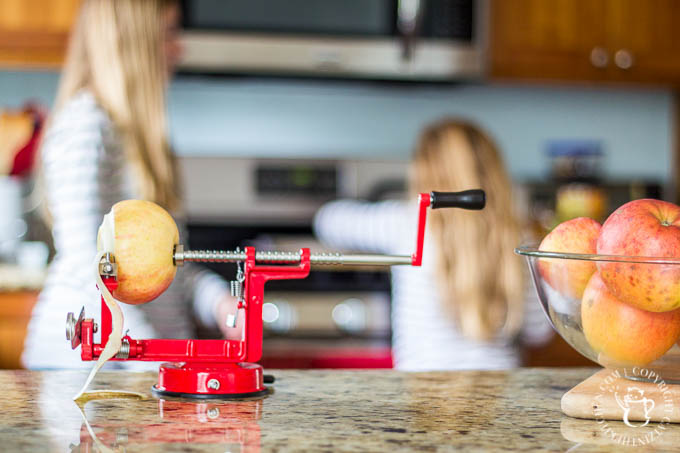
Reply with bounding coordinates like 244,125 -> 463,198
516,245 -> 680,384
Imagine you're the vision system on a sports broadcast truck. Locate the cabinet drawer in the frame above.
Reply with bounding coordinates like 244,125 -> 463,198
0,291 -> 38,369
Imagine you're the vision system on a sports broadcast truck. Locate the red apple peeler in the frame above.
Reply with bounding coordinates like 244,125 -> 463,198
65,190 -> 485,399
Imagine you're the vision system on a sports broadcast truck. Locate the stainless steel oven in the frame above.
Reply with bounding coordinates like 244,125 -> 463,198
182,157 -> 408,368
179,0 -> 486,80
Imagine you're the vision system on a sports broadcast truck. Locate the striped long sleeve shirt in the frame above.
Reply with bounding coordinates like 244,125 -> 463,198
22,91 -> 227,370
314,199 -> 553,371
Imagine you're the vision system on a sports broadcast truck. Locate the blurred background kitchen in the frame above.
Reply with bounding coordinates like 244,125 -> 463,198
0,0 -> 676,370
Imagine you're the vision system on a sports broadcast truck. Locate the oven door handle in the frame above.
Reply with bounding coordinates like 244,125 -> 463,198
397,0 -> 423,61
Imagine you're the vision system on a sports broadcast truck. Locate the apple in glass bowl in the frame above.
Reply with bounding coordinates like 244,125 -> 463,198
517,199 -> 680,383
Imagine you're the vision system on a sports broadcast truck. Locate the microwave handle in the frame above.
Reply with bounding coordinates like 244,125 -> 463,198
397,0 -> 423,61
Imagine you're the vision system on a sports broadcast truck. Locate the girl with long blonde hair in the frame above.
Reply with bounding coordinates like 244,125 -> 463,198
314,119 -> 551,370
24,0 -> 238,369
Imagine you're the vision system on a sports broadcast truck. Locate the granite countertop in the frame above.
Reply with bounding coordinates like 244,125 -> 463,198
3,367 -> 680,452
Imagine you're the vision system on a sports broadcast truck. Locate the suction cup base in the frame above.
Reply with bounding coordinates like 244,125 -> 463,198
153,362 -> 267,399
151,385 -> 269,399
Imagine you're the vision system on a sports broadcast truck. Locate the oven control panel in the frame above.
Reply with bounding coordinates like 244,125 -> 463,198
256,164 -> 337,198
180,157 -> 408,224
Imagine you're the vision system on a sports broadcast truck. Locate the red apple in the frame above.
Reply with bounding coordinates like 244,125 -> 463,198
538,217 -> 601,299
97,200 -> 179,304
597,198 -> 680,312
581,273 -> 680,366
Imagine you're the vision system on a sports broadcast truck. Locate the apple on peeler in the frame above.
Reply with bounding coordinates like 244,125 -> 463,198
97,199 -> 179,305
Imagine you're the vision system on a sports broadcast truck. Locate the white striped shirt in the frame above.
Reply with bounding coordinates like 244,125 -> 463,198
22,91 -> 227,370
314,199 -> 552,371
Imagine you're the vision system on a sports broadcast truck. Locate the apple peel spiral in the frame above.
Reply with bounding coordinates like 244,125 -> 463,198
73,200 -> 179,399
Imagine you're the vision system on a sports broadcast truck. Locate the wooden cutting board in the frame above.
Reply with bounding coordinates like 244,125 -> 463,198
562,369 -> 680,423
560,416 -> 680,447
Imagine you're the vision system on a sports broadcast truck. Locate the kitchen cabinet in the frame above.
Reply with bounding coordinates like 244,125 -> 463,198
490,0 -> 680,85
524,335 -> 596,368
0,0 -> 80,68
0,291 -> 38,368
604,0 -> 680,85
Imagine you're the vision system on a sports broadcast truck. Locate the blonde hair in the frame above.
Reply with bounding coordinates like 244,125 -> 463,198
410,119 -> 524,341
51,0 -> 179,210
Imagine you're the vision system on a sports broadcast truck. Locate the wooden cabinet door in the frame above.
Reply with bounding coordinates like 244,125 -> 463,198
0,0 -> 80,68
490,0 -> 609,82
604,0 -> 680,85
0,291 -> 39,369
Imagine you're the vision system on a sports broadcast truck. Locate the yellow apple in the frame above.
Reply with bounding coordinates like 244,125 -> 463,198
582,273 -> 680,366
97,200 -> 178,304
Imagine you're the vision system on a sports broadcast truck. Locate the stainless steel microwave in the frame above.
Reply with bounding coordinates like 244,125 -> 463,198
178,0 -> 486,80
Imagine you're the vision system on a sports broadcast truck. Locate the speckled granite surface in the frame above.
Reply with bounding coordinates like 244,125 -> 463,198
3,368 -> 680,452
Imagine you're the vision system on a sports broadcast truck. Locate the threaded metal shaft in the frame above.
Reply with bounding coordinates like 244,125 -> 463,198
174,246 -> 411,266
182,249 -> 247,262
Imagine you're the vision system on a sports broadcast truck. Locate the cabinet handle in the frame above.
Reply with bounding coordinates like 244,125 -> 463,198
590,47 -> 609,68
614,49 -> 634,70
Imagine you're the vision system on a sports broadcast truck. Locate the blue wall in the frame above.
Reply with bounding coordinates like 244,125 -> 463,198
0,71 -> 672,181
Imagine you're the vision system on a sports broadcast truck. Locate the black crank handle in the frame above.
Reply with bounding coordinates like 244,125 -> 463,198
430,190 -> 486,210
